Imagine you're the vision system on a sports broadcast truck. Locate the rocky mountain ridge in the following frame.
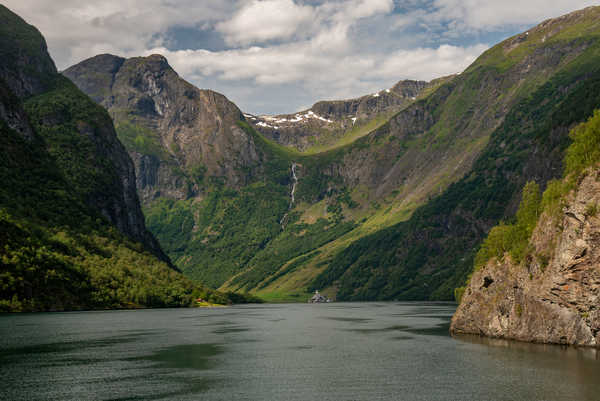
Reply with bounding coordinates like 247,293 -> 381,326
63,54 -> 260,205
246,79 -> 431,152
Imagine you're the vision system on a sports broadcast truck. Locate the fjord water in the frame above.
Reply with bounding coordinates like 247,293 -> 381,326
1,303 -> 598,401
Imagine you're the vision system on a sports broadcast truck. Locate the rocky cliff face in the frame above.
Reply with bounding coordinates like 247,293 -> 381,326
64,54 -> 259,204
246,79 -> 429,152
451,169 -> 600,346
0,5 -> 169,263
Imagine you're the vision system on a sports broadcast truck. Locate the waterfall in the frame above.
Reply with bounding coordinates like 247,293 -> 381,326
280,162 -> 298,229
289,162 -> 298,206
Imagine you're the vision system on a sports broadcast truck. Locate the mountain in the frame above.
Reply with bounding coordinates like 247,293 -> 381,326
305,5 -> 600,301
65,6 -> 600,302
451,110 -> 600,346
244,78 -> 438,153
0,5 -> 237,311
63,54 -> 259,204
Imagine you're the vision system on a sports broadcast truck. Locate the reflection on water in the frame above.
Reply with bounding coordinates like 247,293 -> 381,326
132,343 -> 224,370
1,303 -> 599,401
455,333 -> 600,361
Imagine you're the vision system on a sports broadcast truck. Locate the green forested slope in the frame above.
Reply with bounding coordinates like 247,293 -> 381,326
312,29 -> 600,300
0,5 -> 243,311
67,6 -> 600,302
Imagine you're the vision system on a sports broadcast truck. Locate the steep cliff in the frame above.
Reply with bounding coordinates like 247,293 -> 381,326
63,54 -> 259,204
451,111 -> 600,346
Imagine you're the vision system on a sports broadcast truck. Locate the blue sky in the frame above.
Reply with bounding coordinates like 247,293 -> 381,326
6,0 -> 599,114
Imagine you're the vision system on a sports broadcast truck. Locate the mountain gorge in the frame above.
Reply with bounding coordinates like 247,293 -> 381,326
57,7 -> 600,302
62,6 -> 600,303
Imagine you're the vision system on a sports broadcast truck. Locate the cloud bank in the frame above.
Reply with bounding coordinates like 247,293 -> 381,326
4,0 -> 597,114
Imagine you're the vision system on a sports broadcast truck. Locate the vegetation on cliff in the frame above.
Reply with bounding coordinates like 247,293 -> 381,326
451,110 -> 600,346
0,5 -> 253,311
455,110 -> 600,302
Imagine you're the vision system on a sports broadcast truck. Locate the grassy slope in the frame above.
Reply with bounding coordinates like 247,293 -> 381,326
311,25 -> 600,301
236,21 -> 600,300
147,8 -> 600,302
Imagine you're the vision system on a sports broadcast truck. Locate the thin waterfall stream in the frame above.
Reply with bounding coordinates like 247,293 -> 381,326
280,162 -> 298,229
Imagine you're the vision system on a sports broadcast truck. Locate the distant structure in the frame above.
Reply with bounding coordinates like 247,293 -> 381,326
308,290 -> 331,303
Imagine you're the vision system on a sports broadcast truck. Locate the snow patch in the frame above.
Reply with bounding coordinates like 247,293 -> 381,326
256,121 -> 273,129
306,110 -> 333,123
257,110 -> 333,126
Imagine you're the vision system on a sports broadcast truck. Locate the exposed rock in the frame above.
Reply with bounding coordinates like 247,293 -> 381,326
249,80 -> 429,152
64,54 -> 260,204
0,79 -> 34,140
451,169 -> 600,347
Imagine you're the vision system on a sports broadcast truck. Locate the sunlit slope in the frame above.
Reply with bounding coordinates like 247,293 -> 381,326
220,6 -> 600,300
67,6 -> 600,302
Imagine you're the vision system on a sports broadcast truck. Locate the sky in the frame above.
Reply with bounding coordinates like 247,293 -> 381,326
4,0 -> 599,114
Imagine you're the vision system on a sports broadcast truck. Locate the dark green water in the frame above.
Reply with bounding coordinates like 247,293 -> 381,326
1,303 -> 598,400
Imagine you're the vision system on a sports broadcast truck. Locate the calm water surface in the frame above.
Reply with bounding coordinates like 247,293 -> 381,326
1,302 -> 599,401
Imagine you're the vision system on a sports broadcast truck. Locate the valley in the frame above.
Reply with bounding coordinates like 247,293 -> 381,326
61,5 -> 600,303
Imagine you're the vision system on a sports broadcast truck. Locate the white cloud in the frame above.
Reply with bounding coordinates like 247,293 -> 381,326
372,44 -> 488,81
2,0 -> 595,114
430,0 -> 599,30
335,0 -> 394,21
2,0 -> 237,68
216,0 -> 315,45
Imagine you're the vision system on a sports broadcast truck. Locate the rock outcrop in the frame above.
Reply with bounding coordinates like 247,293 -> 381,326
64,54 -> 259,204
247,79 -> 429,152
451,169 -> 600,347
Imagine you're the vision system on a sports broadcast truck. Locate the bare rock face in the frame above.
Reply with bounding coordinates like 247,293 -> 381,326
451,169 -> 600,347
64,54 -> 260,204
247,80 -> 429,152
0,80 -> 34,140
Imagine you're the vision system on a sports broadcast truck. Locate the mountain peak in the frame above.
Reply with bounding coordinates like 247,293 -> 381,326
0,5 -> 57,98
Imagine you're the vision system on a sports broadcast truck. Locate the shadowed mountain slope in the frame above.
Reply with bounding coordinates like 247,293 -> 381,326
65,6 -> 600,302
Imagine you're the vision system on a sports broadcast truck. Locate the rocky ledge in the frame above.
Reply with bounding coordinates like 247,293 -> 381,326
451,169 -> 600,347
